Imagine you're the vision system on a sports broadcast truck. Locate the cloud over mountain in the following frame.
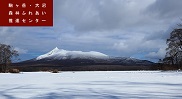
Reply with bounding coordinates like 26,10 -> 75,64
1,0 -> 182,62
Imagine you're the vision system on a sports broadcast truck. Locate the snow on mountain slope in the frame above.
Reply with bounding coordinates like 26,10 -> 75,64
36,47 -> 109,60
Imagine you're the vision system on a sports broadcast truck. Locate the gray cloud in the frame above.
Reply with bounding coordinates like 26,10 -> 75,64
146,0 -> 182,19
145,47 -> 166,60
0,0 -> 182,62
14,47 -> 28,54
54,0 -> 155,32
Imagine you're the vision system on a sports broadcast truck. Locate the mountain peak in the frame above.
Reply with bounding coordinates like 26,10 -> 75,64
48,47 -> 60,55
52,47 -> 59,51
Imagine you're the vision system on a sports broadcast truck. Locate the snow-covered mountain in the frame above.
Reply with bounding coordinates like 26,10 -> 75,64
15,47 -> 154,71
36,47 -> 109,60
32,47 -> 153,66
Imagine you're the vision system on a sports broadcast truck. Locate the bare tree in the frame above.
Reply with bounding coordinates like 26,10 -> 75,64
0,44 -> 19,73
165,27 -> 182,68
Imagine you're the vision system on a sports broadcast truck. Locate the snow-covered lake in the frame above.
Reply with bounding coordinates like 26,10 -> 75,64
0,71 -> 182,99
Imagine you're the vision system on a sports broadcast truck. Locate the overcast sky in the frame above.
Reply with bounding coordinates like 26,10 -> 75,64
1,0 -> 182,62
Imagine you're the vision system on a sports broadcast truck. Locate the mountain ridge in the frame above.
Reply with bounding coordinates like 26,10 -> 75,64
18,47 -> 153,66
13,48 -> 155,71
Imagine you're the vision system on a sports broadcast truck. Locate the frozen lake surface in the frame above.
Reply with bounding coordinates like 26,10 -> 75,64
0,71 -> 182,99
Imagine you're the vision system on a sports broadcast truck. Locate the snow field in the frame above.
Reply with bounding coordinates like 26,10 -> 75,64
0,71 -> 182,99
